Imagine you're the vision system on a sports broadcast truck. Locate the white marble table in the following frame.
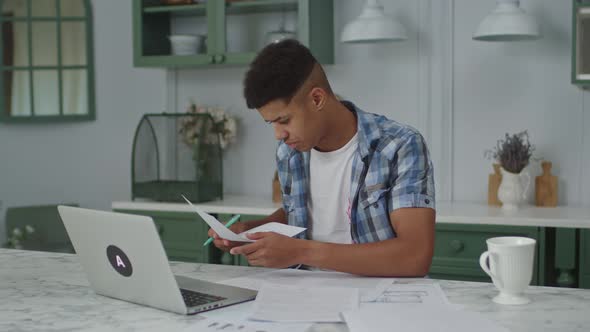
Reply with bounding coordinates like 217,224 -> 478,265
1,249 -> 590,332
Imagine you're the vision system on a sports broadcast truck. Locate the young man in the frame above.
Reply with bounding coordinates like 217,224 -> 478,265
208,40 -> 435,277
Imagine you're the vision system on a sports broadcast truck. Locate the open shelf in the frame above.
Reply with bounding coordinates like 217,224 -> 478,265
226,0 -> 297,15
143,0 -> 297,16
144,3 -> 206,16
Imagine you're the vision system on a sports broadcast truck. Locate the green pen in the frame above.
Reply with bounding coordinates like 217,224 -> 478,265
203,214 -> 241,246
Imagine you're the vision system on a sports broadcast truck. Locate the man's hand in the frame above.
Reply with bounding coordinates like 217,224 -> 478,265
207,222 -> 250,252
229,232 -> 303,268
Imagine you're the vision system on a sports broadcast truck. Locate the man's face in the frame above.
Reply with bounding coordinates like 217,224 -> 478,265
257,93 -> 321,152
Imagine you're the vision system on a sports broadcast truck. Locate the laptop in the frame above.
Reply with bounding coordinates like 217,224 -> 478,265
58,205 -> 257,315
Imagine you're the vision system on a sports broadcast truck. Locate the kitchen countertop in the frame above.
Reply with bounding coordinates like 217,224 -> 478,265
112,195 -> 590,228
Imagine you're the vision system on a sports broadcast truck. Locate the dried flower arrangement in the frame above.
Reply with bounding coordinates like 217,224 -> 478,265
179,101 -> 238,150
485,130 -> 536,174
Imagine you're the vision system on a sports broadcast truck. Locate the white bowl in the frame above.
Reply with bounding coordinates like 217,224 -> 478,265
168,34 -> 204,55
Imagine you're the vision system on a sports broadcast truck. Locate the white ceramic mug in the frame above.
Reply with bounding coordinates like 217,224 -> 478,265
479,236 -> 536,305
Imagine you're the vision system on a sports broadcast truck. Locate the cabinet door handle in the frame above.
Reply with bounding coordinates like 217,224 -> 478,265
449,240 -> 464,252
214,54 -> 225,63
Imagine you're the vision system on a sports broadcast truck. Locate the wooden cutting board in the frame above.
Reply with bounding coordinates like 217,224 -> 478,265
272,170 -> 282,203
488,163 -> 502,206
535,161 -> 558,207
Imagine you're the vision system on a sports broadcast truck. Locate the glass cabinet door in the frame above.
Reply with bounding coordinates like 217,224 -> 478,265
219,0 -> 299,65
218,0 -> 333,65
576,7 -> 590,79
133,0 -> 333,68
135,0 -> 215,66
573,1 -> 590,87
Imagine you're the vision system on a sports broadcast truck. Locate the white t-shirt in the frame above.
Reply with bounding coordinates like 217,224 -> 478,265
308,133 -> 358,244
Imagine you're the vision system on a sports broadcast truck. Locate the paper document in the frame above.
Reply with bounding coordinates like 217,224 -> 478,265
249,284 -> 359,323
222,268 -> 393,302
342,303 -> 509,332
182,196 -> 306,242
372,283 -> 450,305
182,317 -> 311,332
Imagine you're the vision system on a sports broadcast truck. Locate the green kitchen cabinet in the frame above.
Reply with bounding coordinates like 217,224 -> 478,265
580,229 -> 590,289
113,209 -> 213,263
133,0 -> 333,68
430,224 -> 546,286
113,208 -> 266,265
3,204 -> 77,253
112,207 -> 576,288
554,228 -> 578,288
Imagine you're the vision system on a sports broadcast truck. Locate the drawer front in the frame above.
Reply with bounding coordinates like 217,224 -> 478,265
114,209 -> 211,263
165,248 -> 206,263
431,224 -> 541,284
152,218 -> 206,249
580,230 -> 590,289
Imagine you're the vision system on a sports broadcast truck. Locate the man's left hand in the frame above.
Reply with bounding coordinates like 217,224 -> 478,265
229,232 -> 302,268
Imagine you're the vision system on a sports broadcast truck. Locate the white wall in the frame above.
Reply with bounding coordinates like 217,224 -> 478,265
172,0 -> 423,197
452,0 -> 589,205
173,0 -> 590,207
1,0 -> 588,243
0,0 -> 166,242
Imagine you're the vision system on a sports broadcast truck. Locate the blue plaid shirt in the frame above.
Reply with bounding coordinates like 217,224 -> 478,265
276,101 -> 435,243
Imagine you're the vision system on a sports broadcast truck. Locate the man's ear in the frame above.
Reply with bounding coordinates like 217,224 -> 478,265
309,87 -> 326,111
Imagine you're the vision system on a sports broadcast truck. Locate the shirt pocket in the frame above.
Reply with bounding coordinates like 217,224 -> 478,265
358,186 -> 390,211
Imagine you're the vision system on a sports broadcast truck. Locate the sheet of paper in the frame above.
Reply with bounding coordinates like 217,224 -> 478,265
249,284 -> 359,323
371,283 -> 450,305
221,268 -> 393,302
182,196 -> 305,242
181,317 -> 311,332
244,222 -> 307,239
199,301 -> 254,322
342,303 -> 509,332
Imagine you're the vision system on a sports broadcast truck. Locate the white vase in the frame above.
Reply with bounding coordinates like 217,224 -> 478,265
497,167 -> 530,211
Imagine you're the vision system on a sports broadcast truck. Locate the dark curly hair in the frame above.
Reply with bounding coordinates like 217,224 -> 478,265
243,39 -> 317,109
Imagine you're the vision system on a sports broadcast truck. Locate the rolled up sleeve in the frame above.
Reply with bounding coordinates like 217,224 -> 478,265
388,133 -> 435,212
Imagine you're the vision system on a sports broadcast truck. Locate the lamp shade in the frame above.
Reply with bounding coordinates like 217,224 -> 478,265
341,0 -> 407,43
473,0 -> 540,41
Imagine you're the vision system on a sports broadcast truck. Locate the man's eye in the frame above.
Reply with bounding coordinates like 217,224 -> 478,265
279,118 -> 290,125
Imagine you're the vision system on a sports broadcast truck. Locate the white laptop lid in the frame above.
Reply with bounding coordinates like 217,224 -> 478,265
58,206 -> 187,314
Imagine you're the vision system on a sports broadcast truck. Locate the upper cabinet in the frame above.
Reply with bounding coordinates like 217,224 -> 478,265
133,0 -> 334,68
0,0 -> 95,123
573,0 -> 590,88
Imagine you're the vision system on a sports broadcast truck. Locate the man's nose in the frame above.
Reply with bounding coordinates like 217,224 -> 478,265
273,124 -> 288,141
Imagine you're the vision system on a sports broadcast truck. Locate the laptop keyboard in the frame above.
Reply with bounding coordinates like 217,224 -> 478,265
180,288 -> 226,307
